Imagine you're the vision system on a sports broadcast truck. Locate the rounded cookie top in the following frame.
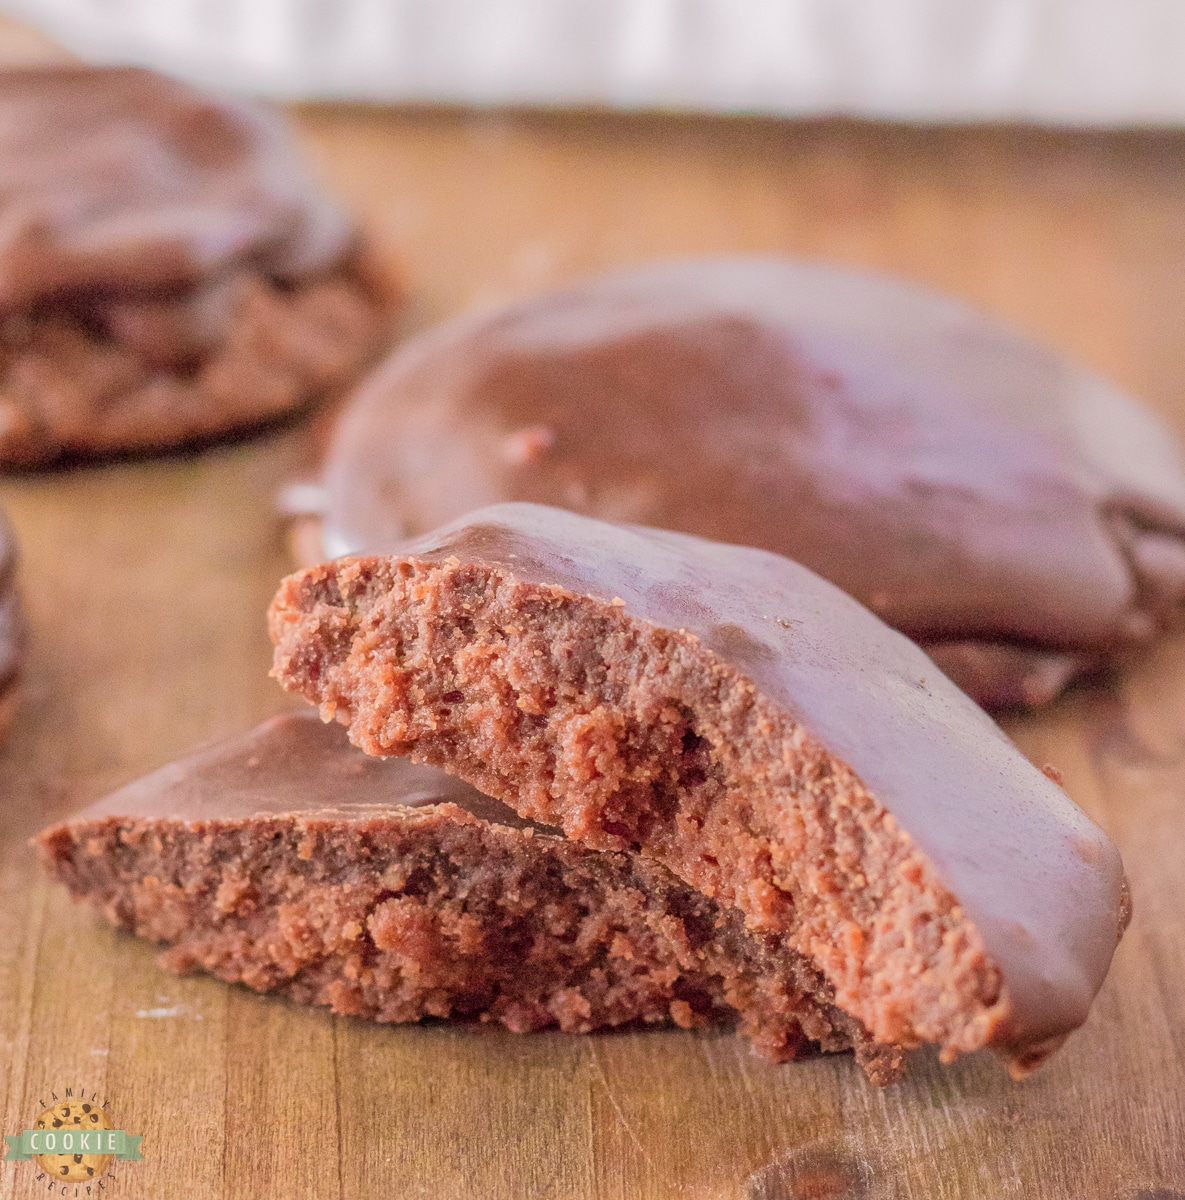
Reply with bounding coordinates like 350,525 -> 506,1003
320,256 -> 1185,674
0,64 -> 353,309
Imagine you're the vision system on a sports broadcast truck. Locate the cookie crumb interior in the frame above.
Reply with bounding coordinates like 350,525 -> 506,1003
270,556 -> 1010,1060
38,802 -> 902,1083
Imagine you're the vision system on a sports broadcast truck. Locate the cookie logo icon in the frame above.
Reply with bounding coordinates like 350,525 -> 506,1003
30,1100 -> 113,1182
5,1088 -> 143,1189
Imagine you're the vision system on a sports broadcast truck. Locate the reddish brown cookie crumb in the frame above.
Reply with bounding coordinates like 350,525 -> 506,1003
0,268 -> 391,464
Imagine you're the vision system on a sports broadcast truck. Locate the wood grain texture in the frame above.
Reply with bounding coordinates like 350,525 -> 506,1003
0,17 -> 1183,1200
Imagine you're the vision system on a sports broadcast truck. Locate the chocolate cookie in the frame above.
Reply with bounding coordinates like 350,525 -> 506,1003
0,504 -> 23,740
36,712 -> 903,1083
0,65 -> 394,465
270,502 -> 1130,1077
312,257 -> 1185,708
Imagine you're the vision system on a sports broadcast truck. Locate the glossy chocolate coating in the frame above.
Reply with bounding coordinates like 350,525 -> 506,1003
390,502 -> 1129,1058
320,257 -> 1185,702
82,710 -> 536,831
0,64 -> 353,312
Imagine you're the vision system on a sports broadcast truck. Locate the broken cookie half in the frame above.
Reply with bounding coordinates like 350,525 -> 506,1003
36,711 -> 902,1082
269,502 -> 1130,1077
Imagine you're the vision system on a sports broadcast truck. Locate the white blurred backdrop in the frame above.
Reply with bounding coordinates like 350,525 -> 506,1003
3,0 -> 1185,123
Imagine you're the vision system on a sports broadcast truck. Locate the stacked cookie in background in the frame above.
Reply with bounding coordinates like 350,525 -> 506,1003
0,61 -> 398,746
21,62 -> 1185,1085
0,64 -> 394,467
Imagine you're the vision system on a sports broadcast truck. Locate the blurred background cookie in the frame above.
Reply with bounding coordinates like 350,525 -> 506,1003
0,503 -> 22,741
0,64 -> 397,465
303,256 -> 1185,709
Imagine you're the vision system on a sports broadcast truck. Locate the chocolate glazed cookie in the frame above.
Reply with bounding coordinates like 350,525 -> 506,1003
313,257 -> 1185,709
269,503 -> 1131,1078
0,65 -> 396,465
37,712 -> 905,1084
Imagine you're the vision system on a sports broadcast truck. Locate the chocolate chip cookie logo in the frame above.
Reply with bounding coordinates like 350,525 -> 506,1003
4,1089 -> 143,1192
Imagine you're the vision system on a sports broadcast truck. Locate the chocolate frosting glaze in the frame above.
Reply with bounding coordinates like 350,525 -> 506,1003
380,502 -> 1129,1058
81,710 -> 536,831
0,64 -> 354,311
319,257 -> 1185,707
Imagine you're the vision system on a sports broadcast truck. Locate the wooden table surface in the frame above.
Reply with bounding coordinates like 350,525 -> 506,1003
0,18 -> 1183,1200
